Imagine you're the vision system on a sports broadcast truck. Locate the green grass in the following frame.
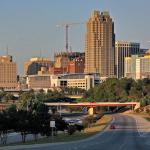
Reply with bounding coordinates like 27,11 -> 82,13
144,117 -> 150,122
0,133 -> 93,147
84,115 -> 112,133
0,115 -> 112,147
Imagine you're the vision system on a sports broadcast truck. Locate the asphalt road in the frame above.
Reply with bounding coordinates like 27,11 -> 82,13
2,114 -> 150,150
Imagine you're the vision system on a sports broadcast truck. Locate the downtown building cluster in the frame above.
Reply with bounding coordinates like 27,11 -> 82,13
0,10 -> 149,91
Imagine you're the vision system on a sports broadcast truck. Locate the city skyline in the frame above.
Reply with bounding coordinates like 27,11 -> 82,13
0,0 -> 150,74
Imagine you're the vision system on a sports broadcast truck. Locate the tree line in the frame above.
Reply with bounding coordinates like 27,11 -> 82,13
1,78 -> 150,107
0,88 -> 85,104
0,100 -> 84,145
83,78 -> 150,107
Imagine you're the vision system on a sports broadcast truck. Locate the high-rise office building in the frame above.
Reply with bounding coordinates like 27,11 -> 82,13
0,55 -> 17,89
84,10 -> 115,78
115,41 -> 140,78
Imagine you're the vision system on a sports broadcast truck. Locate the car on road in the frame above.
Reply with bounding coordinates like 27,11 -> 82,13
109,124 -> 116,129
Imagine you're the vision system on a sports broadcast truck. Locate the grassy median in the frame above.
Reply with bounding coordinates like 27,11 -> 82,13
0,115 -> 112,147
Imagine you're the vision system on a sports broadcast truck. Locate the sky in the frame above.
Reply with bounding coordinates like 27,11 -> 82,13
0,0 -> 150,74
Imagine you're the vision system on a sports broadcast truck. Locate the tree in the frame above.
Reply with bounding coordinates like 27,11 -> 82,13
0,112 -> 7,144
0,89 -> 6,102
81,78 -> 150,106
15,110 -> 30,143
2,93 -> 15,102
0,99 -> 72,144
0,105 -> 17,144
29,113 -> 41,141
36,89 -> 46,102
19,90 -> 35,110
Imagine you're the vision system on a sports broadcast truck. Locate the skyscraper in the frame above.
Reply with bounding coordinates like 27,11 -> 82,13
0,55 -> 17,89
115,41 -> 140,78
84,10 -> 115,78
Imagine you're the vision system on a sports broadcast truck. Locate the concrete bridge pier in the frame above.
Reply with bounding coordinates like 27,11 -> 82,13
88,107 -> 94,115
107,106 -> 110,111
134,102 -> 140,110
56,105 -> 62,116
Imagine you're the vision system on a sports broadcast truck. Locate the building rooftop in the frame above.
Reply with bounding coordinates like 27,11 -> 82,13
115,41 -> 140,45
30,57 -> 51,62
0,55 -> 13,63
58,73 -> 100,79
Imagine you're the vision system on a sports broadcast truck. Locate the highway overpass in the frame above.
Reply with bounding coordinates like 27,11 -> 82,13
45,102 -> 140,115
0,102 -> 140,114
0,103 -> 11,110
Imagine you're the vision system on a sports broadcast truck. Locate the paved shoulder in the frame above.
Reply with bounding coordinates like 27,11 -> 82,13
127,114 -> 150,137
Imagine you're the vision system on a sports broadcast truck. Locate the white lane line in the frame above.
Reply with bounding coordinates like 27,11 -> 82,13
135,117 -> 150,137
146,139 -> 150,145
118,140 -> 126,150
135,117 -> 145,137
135,118 -> 142,137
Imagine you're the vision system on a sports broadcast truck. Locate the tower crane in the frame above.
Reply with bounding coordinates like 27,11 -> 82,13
56,22 -> 84,53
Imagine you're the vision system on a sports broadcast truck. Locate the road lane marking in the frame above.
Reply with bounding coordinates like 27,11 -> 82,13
135,118 -> 150,137
135,118 -> 142,137
118,140 -> 126,150
146,139 -> 150,145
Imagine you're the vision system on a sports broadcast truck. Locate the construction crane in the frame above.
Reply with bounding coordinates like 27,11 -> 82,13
56,22 -> 83,53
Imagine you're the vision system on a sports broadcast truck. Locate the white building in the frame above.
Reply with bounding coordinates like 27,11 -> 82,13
26,73 -> 100,91
51,73 -> 100,91
125,49 -> 150,80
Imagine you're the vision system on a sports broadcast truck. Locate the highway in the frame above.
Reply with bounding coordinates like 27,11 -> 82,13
2,114 -> 150,150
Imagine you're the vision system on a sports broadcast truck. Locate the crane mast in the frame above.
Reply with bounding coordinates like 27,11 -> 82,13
65,24 -> 69,52
56,22 -> 83,53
